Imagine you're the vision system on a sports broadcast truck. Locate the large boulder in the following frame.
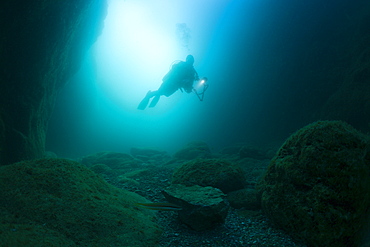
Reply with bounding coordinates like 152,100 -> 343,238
162,184 -> 229,231
172,158 -> 246,193
257,121 -> 370,247
0,158 -> 161,246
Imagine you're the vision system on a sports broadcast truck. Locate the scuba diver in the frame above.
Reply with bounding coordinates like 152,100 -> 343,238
138,55 -> 203,110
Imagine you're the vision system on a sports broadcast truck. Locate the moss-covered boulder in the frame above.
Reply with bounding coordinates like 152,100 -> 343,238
173,141 -> 212,160
0,158 -> 161,246
257,121 -> 370,247
172,159 -> 246,193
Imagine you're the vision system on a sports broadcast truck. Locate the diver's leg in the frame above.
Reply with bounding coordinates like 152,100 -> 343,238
149,95 -> 161,108
137,90 -> 155,110
148,86 -> 178,108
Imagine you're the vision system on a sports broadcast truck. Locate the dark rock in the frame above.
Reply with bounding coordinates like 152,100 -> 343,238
257,120 -> 370,247
227,188 -> 260,210
173,141 -> 212,160
172,158 -> 246,193
89,163 -> 117,177
236,158 -> 270,187
162,184 -> 229,231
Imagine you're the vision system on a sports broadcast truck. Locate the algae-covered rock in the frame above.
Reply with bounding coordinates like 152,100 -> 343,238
0,222 -> 77,247
173,141 -> 212,160
172,158 -> 246,193
162,184 -> 229,231
0,158 -> 161,247
257,120 -> 370,247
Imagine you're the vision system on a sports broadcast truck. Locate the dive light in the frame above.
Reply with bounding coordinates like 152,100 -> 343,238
193,77 -> 209,101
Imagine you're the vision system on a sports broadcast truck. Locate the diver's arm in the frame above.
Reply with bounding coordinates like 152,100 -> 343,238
194,70 -> 200,81
182,79 -> 194,93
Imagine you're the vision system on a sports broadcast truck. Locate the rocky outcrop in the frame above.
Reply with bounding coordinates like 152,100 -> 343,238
173,141 -> 212,160
257,121 -> 370,247
130,147 -> 170,162
0,158 -> 161,246
172,158 -> 246,193
0,1 -> 107,165
80,151 -> 137,169
163,184 -> 229,231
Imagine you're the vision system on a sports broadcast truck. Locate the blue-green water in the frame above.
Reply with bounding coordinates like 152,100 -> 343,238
46,0 -> 369,158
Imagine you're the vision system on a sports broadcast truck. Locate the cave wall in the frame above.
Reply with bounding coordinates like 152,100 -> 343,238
0,1 -> 107,165
317,2 -> 370,131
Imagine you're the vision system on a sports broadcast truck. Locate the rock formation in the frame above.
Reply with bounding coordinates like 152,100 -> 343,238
257,121 -> 370,246
0,158 -> 161,246
163,184 -> 229,231
0,1 -> 107,165
172,158 -> 246,193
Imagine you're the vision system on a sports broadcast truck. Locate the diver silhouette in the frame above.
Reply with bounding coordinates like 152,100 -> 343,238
137,55 -> 199,110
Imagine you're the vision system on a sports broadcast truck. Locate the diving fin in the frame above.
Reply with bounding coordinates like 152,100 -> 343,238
149,95 -> 160,108
137,91 -> 152,110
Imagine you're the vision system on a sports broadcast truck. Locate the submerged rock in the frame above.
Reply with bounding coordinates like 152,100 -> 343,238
80,151 -> 139,169
0,158 -> 161,246
172,158 -> 246,193
130,147 -> 170,162
257,121 -> 370,247
227,188 -> 260,210
173,141 -> 212,160
162,184 -> 229,231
